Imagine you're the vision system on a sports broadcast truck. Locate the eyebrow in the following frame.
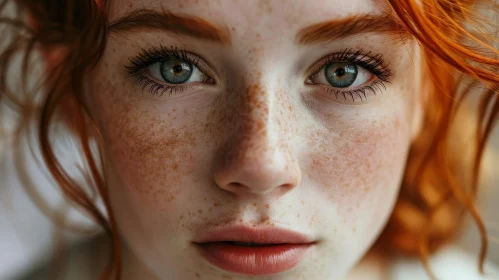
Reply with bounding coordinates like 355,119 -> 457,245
296,13 -> 408,45
108,9 -> 231,45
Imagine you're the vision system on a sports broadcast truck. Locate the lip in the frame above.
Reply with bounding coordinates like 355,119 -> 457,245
193,226 -> 315,276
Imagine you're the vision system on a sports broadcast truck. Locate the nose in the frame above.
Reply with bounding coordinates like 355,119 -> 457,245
213,83 -> 301,197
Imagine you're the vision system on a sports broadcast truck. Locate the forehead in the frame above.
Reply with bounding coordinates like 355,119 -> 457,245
108,0 -> 388,34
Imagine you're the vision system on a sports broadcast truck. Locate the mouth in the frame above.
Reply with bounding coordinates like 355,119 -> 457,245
193,226 -> 316,276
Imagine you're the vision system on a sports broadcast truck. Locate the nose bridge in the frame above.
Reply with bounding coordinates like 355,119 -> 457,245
234,75 -> 296,167
238,82 -> 275,158
213,77 -> 301,197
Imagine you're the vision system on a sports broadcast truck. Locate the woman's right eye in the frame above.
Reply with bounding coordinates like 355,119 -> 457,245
148,58 -> 208,85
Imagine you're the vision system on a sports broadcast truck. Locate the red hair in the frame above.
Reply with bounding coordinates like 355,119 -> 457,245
1,0 -> 498,279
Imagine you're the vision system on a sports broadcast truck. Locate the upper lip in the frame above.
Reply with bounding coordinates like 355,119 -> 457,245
193,225 -> 315,244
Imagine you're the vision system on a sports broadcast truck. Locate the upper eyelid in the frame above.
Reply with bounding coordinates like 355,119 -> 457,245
305,55 -> 348,79
307,54 -> 366,76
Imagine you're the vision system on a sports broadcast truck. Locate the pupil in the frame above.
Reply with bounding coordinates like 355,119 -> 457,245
335,68 -> 346,77
173,64 -> 183,74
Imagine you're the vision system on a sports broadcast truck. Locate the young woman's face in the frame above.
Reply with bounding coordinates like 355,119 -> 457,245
84,0 -> 424,279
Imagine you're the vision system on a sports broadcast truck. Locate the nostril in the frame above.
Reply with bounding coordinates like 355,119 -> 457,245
227,182 -> 245,189
280,184 -> 293,190
224,182 -> 295,196
224,182 -> 252,194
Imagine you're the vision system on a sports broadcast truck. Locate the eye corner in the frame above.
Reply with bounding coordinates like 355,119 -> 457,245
305,67 -> 323,85
304,76 -> 314,85
204,76 -> 217,85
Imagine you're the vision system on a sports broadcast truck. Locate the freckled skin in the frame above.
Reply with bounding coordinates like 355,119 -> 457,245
83,0 -> 425,279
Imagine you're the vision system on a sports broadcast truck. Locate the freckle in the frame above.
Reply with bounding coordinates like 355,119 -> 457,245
180,215 -> 184,220
204,197 -> 207,201
301,200 -> 304,205
198,210 -> 203,214
239,218 -> 243,222
195,272 -> 200,278
252,202 -> 257,206
214,202 -> 221,207
256,120 -> 264,129
264,204 -> 269,209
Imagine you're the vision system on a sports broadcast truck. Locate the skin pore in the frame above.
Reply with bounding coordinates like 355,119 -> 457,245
81,0 -> 425,279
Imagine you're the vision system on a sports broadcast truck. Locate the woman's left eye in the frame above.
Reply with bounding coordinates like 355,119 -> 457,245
148,58 -> 208,84
309,62 -> 373,88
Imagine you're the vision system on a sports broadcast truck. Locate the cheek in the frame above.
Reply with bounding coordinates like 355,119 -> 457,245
90,92 -> 199,248
86,68 -> 214,201
104,109 -> 197,196
306,110 -> 410,229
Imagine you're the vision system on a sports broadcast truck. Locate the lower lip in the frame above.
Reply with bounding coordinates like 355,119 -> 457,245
195,242 -> 313,276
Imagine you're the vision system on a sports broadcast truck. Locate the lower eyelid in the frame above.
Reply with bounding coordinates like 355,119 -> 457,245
311,79 -> 388,104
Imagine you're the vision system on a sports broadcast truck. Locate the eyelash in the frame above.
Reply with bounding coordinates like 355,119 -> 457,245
125,46 -> 393,101
307,48 -> 393,102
